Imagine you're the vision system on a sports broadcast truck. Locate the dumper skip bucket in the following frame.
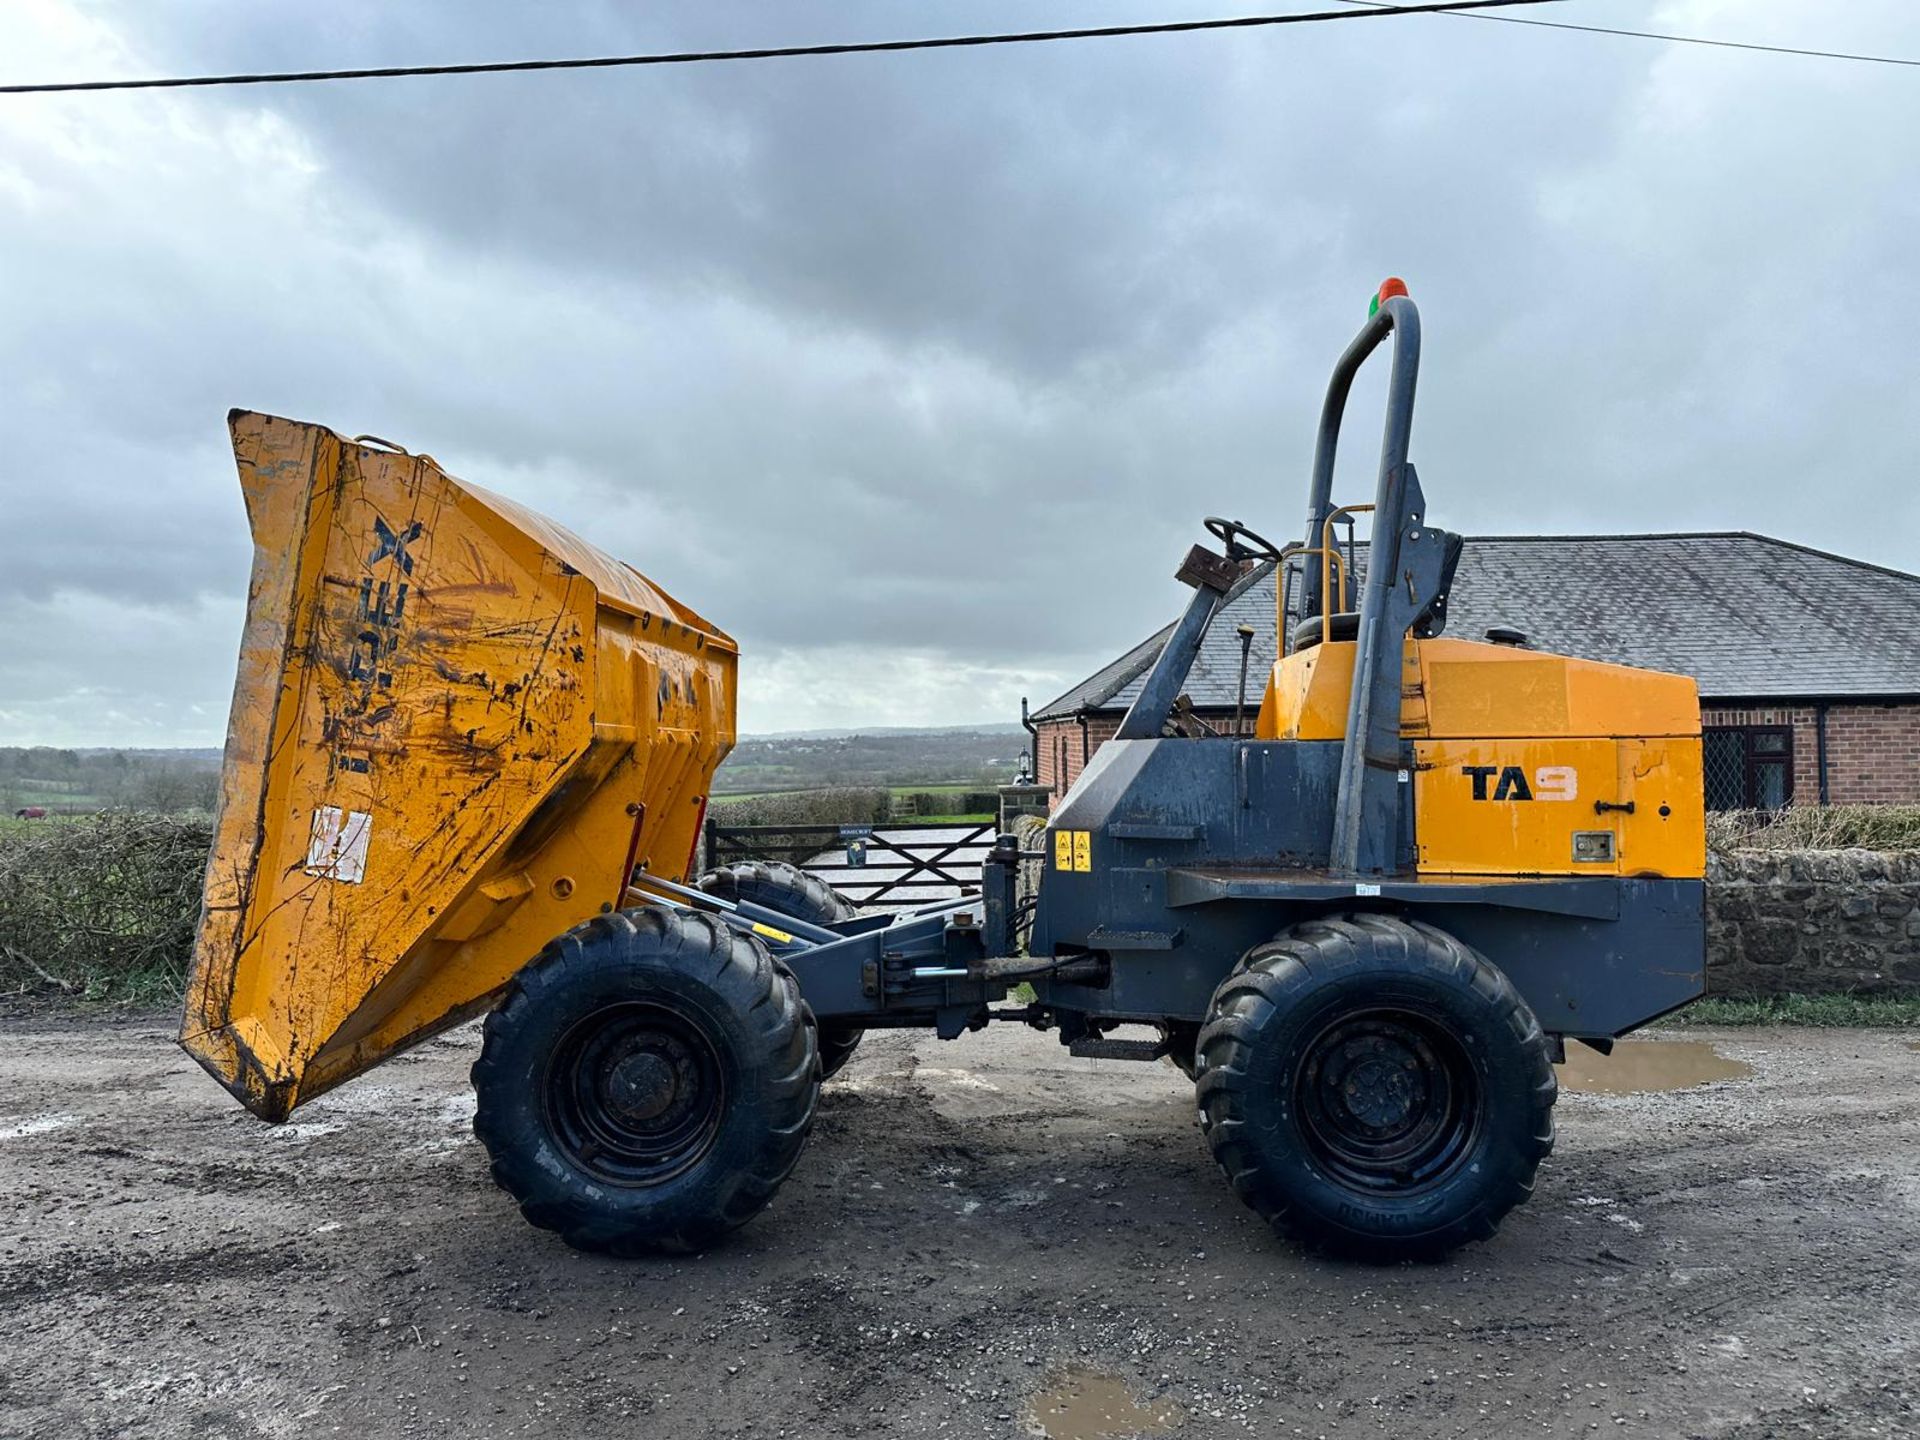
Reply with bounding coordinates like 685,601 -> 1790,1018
182,412 -> 737,1121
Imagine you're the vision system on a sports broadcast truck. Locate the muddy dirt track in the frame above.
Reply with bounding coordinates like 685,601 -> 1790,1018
1,1015 -> 1915,1440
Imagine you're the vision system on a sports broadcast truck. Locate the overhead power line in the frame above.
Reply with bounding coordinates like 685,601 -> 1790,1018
0,0 -> 1556,96
1337,0 -> 1920,68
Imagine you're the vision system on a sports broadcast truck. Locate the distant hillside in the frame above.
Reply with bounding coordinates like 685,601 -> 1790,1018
3,727 -> 1027,809
742,723 -> 1024,741
75,747 -> 225,764
715,728 -> 1025,795
1,746 -> 221,815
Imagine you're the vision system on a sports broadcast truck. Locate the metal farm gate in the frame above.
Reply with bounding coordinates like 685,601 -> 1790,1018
701,819 -> 997,909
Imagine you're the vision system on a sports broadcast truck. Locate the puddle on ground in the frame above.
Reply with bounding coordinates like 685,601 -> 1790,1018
1028,1367 -> 1181,1440
0,1115 -> 74,1142
1557,1040 -> 1752,1094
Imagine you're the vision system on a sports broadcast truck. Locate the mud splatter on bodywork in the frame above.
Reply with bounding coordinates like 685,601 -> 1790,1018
181,412 -> 738,1122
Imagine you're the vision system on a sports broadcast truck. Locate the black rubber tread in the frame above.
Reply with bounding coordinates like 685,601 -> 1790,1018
696,860 -> 864,1079
696,860 -> 856,928
814,1025 -> 865,1081
1160,1021 -> 1202,1080
471,905 -> 819,1256
1290,611 -> 1362,650
1195,912 -> 1556,1260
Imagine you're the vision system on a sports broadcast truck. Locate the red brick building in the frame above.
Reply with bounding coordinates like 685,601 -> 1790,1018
1028,534 -> 1920,809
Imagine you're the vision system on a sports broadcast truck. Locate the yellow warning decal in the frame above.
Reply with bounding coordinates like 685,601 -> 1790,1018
1054,830 -> 1093,872
751,921 -> 794,944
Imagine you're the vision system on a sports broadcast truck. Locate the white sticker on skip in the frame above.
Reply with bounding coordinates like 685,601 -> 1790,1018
306,805 -> 372,883
1354,882 -> 1382,896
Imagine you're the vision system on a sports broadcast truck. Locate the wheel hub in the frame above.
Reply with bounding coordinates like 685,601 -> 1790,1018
543,1003 -> 726,1187
606,1050 -> 678,1123
1339,1044 -> 1423,1132
1295,1010 -> 1480,1194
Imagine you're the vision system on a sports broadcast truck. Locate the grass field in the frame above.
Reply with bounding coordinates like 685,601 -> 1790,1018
1,799 -> 105,820
1662,993 -> 1920,1027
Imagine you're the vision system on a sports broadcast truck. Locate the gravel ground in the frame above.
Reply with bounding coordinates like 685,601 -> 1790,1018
0,1014 -> 1915,1439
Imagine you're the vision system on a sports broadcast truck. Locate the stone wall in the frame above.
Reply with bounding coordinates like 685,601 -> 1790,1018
1708,849 -> 1920,995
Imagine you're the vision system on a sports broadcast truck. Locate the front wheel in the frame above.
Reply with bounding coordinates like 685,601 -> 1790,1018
471,906 -> 819,1255
1196,913 -> 1555,1259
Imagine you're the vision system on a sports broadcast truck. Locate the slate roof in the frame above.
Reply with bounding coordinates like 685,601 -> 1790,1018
1031,533 -> 1920,720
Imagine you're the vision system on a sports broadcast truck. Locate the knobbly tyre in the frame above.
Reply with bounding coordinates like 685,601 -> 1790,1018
182,281 -> 1705,1258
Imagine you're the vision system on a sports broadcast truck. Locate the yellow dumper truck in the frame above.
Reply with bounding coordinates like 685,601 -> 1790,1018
184,286 -> 1706,1257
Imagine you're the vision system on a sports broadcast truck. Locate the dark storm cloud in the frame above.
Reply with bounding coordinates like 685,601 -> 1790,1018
0,1 -> 1915,742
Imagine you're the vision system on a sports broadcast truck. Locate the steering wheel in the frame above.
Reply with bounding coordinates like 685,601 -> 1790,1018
1204,516 -> 1287,564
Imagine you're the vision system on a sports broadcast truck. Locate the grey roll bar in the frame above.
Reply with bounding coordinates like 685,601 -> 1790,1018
1298,294 -> 1422,625
1120,287 -> 1445,878
1309,292 -> 1460,876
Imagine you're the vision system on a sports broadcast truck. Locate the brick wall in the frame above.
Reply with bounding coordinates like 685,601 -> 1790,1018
1699,704 -> 1821,803
1821,703 -> 1920,804
1032,715 -> 1121,798
1703,700 -> 1920,805
1034,710 -> 1264,802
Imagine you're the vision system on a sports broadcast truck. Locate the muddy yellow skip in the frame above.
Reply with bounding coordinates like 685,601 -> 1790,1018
180,412 -> 737,1122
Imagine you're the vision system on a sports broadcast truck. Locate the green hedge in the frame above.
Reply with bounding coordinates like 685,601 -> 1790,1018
894,790 -> 998,817
706,786 -> 891,829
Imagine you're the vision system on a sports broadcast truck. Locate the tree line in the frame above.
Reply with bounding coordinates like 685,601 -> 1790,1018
0,747 -> 221,817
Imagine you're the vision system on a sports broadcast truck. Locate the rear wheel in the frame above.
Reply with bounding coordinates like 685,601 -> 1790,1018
1160,1021 -> 1202,1080
472,906 -> 818,1255
697,860 -> 866,1079
696,859 -> 852,928
1196,913 -> 1555,1259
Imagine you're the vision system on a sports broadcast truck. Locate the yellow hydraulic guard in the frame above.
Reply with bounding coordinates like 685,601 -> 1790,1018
182,411 -> 736,1121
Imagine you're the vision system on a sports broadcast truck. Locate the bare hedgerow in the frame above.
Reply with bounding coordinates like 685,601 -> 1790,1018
0,811 -> 212,1002
702,787 -> 891,868
1707,804 -> 1920,856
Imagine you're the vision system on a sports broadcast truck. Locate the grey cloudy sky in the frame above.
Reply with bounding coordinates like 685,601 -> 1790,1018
1,1 -> 1915,744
